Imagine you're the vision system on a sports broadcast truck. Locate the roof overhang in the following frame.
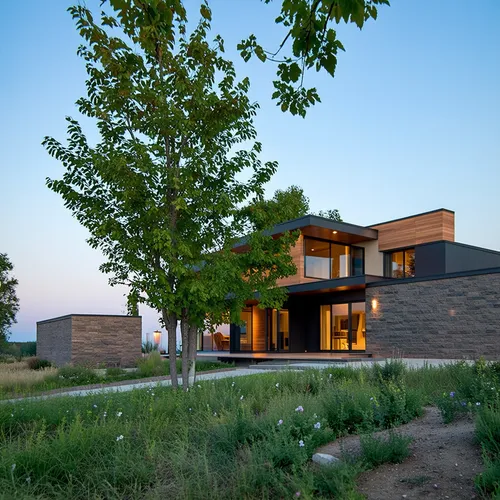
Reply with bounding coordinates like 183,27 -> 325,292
234,215 -> 378,251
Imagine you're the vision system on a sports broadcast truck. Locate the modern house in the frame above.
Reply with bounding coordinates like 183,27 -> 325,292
225,209 -> 500,359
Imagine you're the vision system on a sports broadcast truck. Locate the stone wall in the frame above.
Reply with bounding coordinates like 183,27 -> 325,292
36,314 -> 142,367
37,316 -> 72,366
71,315 -> 141,367
366,271 -> 500,359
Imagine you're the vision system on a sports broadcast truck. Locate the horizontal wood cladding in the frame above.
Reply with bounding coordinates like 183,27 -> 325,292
276,234 -> 322,287
371,210 -> 455,251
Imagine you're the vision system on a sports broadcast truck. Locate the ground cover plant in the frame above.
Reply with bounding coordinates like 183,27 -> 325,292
428,359 -> 500,497
1,360 -> 496,499
0,360 -> 496,498
0,355 -> 233,400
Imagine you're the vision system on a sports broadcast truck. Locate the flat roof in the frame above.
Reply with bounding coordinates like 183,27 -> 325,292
37,314 -> 141,325
234,214 -> 378,249
368,208 -> 454,227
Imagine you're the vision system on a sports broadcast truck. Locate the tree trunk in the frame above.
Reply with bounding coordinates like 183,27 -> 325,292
162,309 -> 178,390
187,323 -> 198,387
181,313 -> 190,391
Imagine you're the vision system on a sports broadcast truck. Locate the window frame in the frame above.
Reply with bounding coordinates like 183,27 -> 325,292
303,236 -> 365,280
384,247 -> 416,279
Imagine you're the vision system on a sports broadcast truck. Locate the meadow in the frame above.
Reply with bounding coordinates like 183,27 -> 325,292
0,354 -> 233,399
0,360 -> 498,499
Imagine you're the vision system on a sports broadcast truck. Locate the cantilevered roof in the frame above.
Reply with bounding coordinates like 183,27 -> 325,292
234,214 -> 378,250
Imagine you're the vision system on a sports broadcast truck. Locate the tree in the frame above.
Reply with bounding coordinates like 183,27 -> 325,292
239,0 -> 390,116
44,1 -> 300,390
0,253 -> 20,345
316,208 -> 342,221
239,185 -> 310,230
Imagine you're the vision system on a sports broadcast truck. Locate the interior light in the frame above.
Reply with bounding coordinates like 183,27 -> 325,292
311,248 -> 315,252
332,231 -> 338,234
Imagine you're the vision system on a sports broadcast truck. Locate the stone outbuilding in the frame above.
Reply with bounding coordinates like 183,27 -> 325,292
37,314 -> 142,367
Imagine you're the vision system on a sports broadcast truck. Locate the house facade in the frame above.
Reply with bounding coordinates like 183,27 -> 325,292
228,209 -> 500,359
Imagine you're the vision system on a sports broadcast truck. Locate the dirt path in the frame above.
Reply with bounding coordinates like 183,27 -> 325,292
317,407 -> 483,499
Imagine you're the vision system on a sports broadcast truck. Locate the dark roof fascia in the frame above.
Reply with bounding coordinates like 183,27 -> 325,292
234,215 -> 378,249
37,314 -> 142,325
367,266 -> 500,288
368,208 -> 455,228
285,274 -> 385,295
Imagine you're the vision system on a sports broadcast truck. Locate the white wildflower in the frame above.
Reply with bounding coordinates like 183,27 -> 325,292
295,406 -> 304,413
299,440 -> 305,447
314,422 -> 321,430
116,435 -> 124,441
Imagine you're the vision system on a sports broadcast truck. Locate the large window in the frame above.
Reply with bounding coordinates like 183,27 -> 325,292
320,302 -> 366,351
385,248 -> 415,278
305,238 -> 364,280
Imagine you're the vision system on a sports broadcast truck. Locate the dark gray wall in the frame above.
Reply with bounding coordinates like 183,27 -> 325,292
415,242 -> 446,277
444,242 -> 500,274
415,241 -> 500,278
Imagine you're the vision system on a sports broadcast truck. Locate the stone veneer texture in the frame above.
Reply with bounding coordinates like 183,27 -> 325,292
366,272 -> 500,359
37,315 -> 141,367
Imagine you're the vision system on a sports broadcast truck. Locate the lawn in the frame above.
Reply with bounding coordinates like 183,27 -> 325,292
0,360 -> 498,499
0,354 -> 234,400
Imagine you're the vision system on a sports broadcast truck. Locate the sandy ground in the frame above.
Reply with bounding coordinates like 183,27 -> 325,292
317,407 -> 483,499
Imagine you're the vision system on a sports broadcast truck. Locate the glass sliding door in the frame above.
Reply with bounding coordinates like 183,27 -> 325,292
351,303 -> 366,350
320,302 -> 366,352
332,304 -> 349,350
267,309 -> 289,351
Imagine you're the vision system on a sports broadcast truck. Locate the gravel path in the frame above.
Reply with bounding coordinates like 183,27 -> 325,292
318,406 -> 482,499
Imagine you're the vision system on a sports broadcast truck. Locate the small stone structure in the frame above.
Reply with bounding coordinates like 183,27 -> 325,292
366,270 -> 500,359
37,314 -> 142,367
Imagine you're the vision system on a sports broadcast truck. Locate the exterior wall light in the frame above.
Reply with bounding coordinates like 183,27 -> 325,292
371,299 -> 378,311
153,330 -> 161,346
332,231 -> 338,234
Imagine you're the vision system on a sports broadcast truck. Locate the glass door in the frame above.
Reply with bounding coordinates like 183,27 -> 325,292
320,303 -> 366,351
267,309 -> 289,351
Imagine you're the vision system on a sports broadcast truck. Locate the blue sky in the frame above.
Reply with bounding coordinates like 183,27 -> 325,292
1,0 -> 499,342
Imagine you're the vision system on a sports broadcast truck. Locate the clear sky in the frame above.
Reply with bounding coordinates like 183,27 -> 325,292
1,0 -> 499,342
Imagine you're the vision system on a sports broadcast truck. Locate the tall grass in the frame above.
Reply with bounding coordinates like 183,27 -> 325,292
0,361 -> 495,498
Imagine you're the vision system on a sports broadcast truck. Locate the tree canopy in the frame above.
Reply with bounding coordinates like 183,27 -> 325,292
239,0 -> 390,116
0,253 -> 19,345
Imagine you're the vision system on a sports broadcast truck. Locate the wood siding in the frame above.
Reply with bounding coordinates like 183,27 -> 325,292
276,234 -> 323,287
371,210 -> 455,252
252,307 -> 266,351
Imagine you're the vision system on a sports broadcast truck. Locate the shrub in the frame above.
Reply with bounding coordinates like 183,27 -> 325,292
136,351 -> 165,377
27,358 -> 53,370
0,354 -> 16,364
477,407 -> 500,459
56,365 -> 101,385
372,359 -> 407,385
475,456 -> 500,496
106,367 -> 128,378
141,341 -> 158,354
312,460 -> 363,499
360,431 -> 413,467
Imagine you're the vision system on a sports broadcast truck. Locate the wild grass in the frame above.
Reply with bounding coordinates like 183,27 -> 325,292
0,360 -> 496,498
0,356 -> 234,399
360,431 -> 413,467
0,365 -> 58,393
